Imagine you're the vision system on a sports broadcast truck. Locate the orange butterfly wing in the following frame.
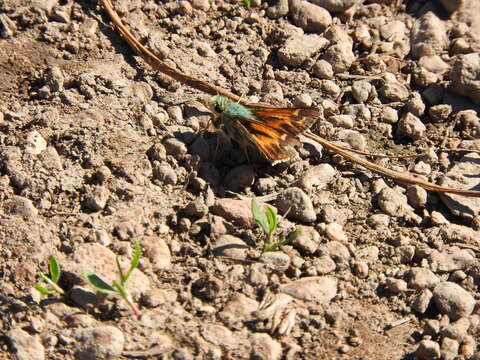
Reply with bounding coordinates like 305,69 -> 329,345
235,107 -> 319,161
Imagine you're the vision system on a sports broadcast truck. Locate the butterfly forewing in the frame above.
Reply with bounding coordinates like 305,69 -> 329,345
234,107 -> 319,161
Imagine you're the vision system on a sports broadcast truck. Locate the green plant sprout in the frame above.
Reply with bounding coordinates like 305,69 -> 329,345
251,198 -> 299,252
35,256 -> 64,295
84,241 -> 142,317
244,0 -> 251,8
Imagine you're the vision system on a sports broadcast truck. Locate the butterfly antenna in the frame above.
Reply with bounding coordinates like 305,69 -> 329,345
237,91 -> 247,104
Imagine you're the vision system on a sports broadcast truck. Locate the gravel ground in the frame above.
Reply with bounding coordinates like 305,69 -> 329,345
1,0 -> 480,359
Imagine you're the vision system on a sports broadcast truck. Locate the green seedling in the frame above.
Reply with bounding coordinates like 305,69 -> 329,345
35,256 -> 64,295
84,241 -> 142,317
251,198 -> 298,252
244,0 -> 251,8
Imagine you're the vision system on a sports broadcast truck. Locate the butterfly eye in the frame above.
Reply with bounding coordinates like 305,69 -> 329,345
214,103 -> 222,113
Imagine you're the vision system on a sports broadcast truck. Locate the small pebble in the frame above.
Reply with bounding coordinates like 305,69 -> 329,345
276,187 -> 316,223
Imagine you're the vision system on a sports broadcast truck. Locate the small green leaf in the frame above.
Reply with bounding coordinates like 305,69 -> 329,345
112,281 -> 128,300
115,255 -> 126,284
48,256 -> 61,283
244,0 -> 251,8
39,272 -> 51,284
124,241 -> 141,283
265,205 -> 278,233
252,198 -> 269,234
84,270 -> 116,294
35,284 -> 53,295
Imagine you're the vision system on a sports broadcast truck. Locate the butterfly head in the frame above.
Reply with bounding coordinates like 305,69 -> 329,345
209,95 -> 232,115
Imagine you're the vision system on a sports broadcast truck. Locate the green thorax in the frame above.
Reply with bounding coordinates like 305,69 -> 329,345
210,95 -> 255,120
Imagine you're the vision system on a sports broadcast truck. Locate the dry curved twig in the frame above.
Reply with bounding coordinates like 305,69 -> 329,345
100,0 -> 480,198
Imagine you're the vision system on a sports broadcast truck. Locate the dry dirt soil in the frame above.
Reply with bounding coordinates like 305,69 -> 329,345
1,0 -> 480,359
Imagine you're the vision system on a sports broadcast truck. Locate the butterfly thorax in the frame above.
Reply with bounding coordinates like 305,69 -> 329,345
210,95 -> 255,142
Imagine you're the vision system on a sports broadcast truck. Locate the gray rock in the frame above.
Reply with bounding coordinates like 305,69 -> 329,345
260,252 -> 291,272
148,143 -> 167,161
213,235 -> 248,260
3,195 -> 38,218
440,337 -> 460,360
327,114 -> 354,128
313,255 -> 336,274
219,292 -> 259,324
142,236 -> 171,271
153,162 -> 177,185
423,319 -> 440,336
439,152 -> 480,219
142,288 -> 177,308
290,0 -> 332,33
293,93 -> 313,108
318,241 -> 350,269
416,339 -> 441,360
266,0 -> 289,19
407,185 -> 428,209
432,281 -> 475,320
397,112 -> 426,140
351,80 -> 372,103
190,0 -> 210,11
291,225 -> 321,254
201,324 -> 237,349
406,267 -> 440,290
254,177 -> 277,195
380,20 -> 407,42
419,55 -> 449,75
380,106 -> 398,124
406,92 -> 426,117
308,0 -> 360,12
163,138 -> 188,156
83,186 -> 109,212
324,222 -> 349,243
337,129 -> 366,151
223,165 -> 255,192
280,276 -> 337,303
251,333 -> 282,360
450,53 -> 480,105
411,289 -> 433,314
411,12 -> 448,59
351,260 -> 368,278
313,60 -> 334,79
39,146 -> 62,170
25,130 -> 47,155
379,78 -> 410,102
429,104 -> 452,122
322,43 -> 355,73
296,164 -> 335,191
440,317 -> 470,341
71,326 -> 124,360
422,84 -> 444,105
7,328 -> 45,360
377,187 -> 419,222
384,278 -> 408,294
395,245 -> 414,264
278,34 -> 328,67
276,187 -> 316,223
210,198 -> 255,227
183,199 -> 209,218
428,248 -> 475,273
